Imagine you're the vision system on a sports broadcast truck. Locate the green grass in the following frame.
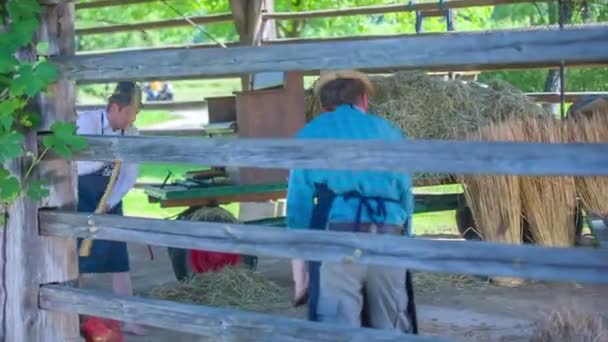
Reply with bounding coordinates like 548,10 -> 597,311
135,110 -> 179,128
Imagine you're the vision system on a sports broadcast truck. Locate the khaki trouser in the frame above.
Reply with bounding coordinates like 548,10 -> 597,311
316,261 -> 412,332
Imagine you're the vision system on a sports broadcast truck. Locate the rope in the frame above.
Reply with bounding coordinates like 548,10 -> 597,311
159,0 -> 227,48
78,161 -> 122,257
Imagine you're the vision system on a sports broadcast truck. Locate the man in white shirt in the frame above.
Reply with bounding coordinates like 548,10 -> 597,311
76,81 -> 146,335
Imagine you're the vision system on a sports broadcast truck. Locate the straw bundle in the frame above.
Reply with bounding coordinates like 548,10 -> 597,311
149,266 -> 291,313
567,111 -> 608,220
531,307 -> 608,342
521,117 -> 577,248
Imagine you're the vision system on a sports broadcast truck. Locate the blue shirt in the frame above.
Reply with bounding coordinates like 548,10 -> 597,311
286,104 -> 414,236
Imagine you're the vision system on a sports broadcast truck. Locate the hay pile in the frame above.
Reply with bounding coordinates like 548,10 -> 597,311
305,71 -> 550,183
520,117 -> 577,248
305,71 -> 549,140
149,266 -> 291,313
531,307 -> 608,342
567,111 -> 608,220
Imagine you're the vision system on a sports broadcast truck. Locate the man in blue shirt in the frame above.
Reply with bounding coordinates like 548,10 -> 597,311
287,70 -> 414,332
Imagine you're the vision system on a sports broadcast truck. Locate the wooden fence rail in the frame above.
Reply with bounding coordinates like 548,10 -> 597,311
54,25 -> 608,83
63,136 -> 608,176
76,100 -> 207,111
39,211 -> 608,284
39,285 -> 443,342
76,13 -> 234,35
263,0 -> 549,21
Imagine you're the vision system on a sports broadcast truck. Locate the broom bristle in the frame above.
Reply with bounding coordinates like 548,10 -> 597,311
531,306 -> 608,342
521,117 -> 577,247
568,110 -> 608,219
461,118 -> 524,245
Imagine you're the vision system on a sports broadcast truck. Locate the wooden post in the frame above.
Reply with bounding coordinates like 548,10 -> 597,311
229,0 -> 274,91
0,2 -> 80,341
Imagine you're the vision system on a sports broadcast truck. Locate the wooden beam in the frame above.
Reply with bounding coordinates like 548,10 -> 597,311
138,128 -> 207,137
60,136 -> 608,177
75,13 -> 233,35
75,0 -> 158,9
526,91 -> 608,103
262,0 -> 550,20
54,25 -> 608,83
76,100 -> 207,111
39,212 -> 608,284
40,285 -> 444,342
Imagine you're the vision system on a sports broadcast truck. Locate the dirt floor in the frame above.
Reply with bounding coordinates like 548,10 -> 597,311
80,240 -> 608,342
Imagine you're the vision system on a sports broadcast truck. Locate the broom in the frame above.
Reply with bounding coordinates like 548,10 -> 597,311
78,161 -> 122,257
521,117 -> 576,248
461,119 -> 524,286
568,111 -> 608,221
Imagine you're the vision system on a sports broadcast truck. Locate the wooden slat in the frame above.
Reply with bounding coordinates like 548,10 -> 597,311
263,0 -> 550,20
138,128 -> 207,137
77,100 -> 207,111
39,285 -> 443,342
39,211 -> 608,283
526,91 -> 608,103
63,136 -> 608,176
55,25 -> 608,83
75,0 -> 158,9
75,13 -> 233,35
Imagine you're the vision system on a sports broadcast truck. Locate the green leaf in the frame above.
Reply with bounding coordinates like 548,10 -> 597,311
36,42 -> 50,55
8,0 -> 41,21
33,61 -> 58,85
26,180 -> 49,201
43,122 -> 87,159
0,167 -> 20,202
0,131 -> 24,163
0,98 -> 25,117
0,114 -> 14,133
0,53 -> 18,74
10,62 -> 54,97
8,18 -> 39,50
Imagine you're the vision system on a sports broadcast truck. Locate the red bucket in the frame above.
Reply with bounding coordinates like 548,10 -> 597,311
81,317 -> 124,342
188,250 -> 241,274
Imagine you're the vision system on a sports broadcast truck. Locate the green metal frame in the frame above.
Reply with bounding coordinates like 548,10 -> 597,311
144,182 -> 287,201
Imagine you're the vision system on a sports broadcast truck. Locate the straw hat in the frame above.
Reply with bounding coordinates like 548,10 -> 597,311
313,69 -> 374,96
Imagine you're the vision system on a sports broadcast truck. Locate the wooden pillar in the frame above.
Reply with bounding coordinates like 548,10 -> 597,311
229,0 -> 275,91
1,2 -> 80,341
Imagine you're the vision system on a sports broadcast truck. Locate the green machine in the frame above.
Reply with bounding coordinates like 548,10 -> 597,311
143,167 -> 465,280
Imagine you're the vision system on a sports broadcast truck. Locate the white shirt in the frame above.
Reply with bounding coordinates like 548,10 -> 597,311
76,109 -> 139,209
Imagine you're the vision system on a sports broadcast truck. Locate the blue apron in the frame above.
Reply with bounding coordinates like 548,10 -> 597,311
76,112 -> 130,274
307,183 -> 418,333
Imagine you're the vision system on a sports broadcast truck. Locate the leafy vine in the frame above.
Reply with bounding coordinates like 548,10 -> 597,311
1,0 -> 87,226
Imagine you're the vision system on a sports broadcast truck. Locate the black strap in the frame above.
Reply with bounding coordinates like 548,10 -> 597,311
405,270 -> 418,334
340,190 -> 400,233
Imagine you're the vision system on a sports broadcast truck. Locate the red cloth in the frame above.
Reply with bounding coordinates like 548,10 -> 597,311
188,250 -> 241,273
81,317 -> 123,342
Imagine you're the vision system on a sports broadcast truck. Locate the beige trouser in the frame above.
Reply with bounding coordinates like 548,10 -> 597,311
316,261 -> 412,332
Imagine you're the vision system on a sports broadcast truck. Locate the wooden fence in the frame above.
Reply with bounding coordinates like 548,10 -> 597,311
3,0 -> 608,341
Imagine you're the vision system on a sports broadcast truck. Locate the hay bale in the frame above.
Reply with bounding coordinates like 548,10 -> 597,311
531,307 -> 608,342
567,110 -> 608,220
149,266 -> 291,313
521,117 -> 577,248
